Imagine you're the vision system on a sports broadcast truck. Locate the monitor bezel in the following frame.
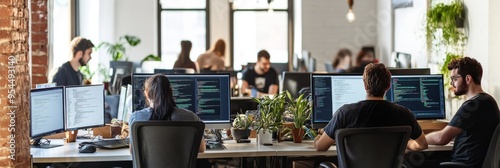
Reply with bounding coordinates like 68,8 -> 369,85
310,73 -> 365,129
390,74 -> 446,120
64,84 -> 106,131
281,71 -> 312,99
30,86 -> 66,138
131,73 -> 232,127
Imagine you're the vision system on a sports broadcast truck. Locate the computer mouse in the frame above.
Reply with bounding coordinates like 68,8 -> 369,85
79,145 -> 96,153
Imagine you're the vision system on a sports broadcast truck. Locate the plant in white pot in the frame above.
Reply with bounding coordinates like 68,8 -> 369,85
140,54 -> 162,73
253,92 -> 286,145
286,92 -> 311,143
231,114 -> 252,141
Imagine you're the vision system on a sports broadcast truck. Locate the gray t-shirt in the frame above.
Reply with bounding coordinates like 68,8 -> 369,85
128,107 -> 201,139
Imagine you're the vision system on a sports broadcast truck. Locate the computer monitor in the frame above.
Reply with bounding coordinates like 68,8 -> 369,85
395,52 -> 411,68
311,74 -> 366,128
386,74 -> 446,119
154,68 -> 196,74
65,85 -> 106,130
388,68 -> 430,75
132,73 -> 231,128
281,72 -> 311,99
30,87 -> 65,148
110,61 -> 133,87
308,57 -> 316,72
325,62 -> 335,73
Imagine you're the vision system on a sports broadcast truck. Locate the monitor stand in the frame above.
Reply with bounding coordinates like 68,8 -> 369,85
31,138 -> 62,149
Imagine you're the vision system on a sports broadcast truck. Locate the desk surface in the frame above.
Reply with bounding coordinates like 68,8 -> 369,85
31,139 -> 453,163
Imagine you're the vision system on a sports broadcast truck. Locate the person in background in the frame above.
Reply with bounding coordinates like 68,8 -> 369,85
51,37 -> 94,86
426,57 -> 500,167
128,74 -> 205,153
348,50 -> 375,73
197,39 -> 226,71
332,48 -> 352,73
173,40 -> 197,71
314,63 -> 428,152
241,50 -> 279,97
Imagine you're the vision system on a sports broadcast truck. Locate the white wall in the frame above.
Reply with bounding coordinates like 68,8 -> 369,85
302,0 -> 378,71
463,0 -> 489,90
488,0 -> 500,100
376,0 -> 393,65
114,0 -> 157,65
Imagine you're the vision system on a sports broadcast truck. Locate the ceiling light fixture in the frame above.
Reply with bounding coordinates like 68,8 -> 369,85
346,0 -> 355,22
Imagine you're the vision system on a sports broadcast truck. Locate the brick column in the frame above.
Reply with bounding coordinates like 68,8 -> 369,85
31,0 -> 48,88
0,0 -> 31,167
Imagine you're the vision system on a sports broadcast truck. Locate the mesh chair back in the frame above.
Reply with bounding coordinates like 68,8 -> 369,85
335,126 -> 411,168
482,124 -> 500,168
131,121 -> 205,168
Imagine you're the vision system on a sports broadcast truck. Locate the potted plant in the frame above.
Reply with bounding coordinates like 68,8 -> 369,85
141,54 -> 162,73
79,65 -> 95,85
426,0 -> 466,49
98,35 -> 141,85
231,114 -> 252,140
253,92 -> 286,145
287,92 -> 311,143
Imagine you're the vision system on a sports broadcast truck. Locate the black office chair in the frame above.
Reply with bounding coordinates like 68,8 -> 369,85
320,126 -> 411,168
131,121 -> 205,168
440,124 -> 500,168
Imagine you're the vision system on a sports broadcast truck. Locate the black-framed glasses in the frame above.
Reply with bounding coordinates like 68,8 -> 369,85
450,75 -> 462,82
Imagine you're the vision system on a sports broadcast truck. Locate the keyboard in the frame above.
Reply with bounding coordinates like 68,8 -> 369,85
81,139 -> 130,149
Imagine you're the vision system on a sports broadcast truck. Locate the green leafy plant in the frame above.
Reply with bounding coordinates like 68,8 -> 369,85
98,35 -> 141,61
232,114 -> 252,130
97,63 -> 111,82
286,92 -> 311,129
426,0 -> 466,49
141,54 -> 161,64
79,65 -> 95,80
253,92 -> 286,133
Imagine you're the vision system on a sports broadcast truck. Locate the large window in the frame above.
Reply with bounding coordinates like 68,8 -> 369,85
158,0 -> 209,68
49,0 -> 72,72
231,0 -> 292,70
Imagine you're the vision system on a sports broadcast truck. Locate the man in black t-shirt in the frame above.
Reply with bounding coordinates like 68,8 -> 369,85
241,50 -> 278,96
426,57 -> 500,168
51,37 -> 94,86
314,63 -> 428,151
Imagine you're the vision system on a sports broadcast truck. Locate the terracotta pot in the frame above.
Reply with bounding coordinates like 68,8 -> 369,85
292,128 -> 305,143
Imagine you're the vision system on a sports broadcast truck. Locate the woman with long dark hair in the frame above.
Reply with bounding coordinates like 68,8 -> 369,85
196,39 -> 226,71
332,48 -> 352,73
174,40 -> 197,71
128,74 -> 205,152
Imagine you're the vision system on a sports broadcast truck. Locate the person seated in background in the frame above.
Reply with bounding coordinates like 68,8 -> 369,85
314,63 -> 428,151
197,39 -> 226,71
241,50 -> 279,97
51,37 -> 94,86
426,57 -> 500,168
173,40 -> 197,71
128,74 -> 206,153
332,48 -> 352,73
348,50 -> 375,73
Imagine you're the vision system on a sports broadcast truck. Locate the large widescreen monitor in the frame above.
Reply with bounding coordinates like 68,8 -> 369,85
30,87 -> 65,148
281,72 -> 311,99
132,73 -> 231,128
311,74 -> 366,128
386,74 -> 446,119
65,85 -> 105,130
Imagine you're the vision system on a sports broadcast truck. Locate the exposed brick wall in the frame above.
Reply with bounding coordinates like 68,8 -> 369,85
31,0 -> 48,87
0,0 -> 31,167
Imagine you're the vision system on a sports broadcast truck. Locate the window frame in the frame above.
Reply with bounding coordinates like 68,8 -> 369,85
157,0 -> 211,59
229,0 -> 294,70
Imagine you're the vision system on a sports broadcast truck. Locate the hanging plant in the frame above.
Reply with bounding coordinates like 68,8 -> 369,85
426,0 -> 466,49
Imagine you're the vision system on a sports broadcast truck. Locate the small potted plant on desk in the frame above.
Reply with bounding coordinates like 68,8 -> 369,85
287,92 -> 311,143
231,114 -> 252,142
253,93 -> 286,145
